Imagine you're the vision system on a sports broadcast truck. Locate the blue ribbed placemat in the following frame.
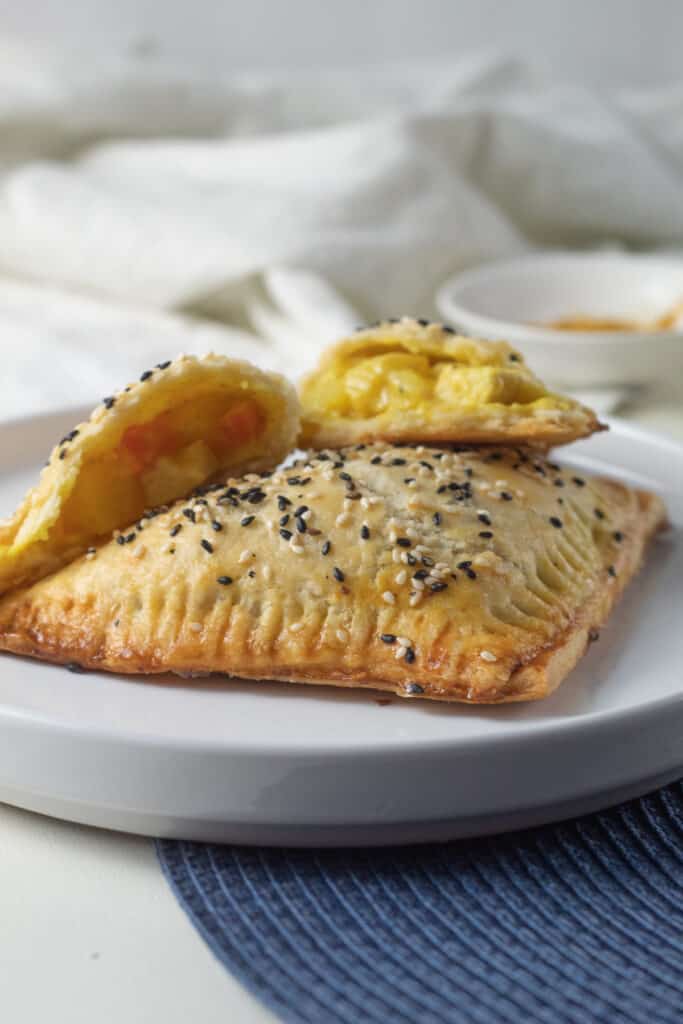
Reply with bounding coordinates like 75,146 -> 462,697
157,781 -> 683,1024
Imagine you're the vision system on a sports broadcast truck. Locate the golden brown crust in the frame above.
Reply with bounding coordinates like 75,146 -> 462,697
0,354 -> 299,596
0,444 -> 666,703
299,319 -> 604,450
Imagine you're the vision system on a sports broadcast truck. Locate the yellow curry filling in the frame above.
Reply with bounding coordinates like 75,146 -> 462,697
301,336 -> 574,424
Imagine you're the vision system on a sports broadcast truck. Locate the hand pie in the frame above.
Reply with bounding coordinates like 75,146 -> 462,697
0,443 -> 665,703
0,354 -> 299,595
298,318 -> 603,449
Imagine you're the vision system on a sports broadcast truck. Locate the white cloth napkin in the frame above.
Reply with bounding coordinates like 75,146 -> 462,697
0,42 -> 682,420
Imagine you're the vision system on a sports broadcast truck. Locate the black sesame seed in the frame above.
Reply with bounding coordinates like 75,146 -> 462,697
295,517 -> 307,533
370,456 -> 382,465
479,530 -> 493,538
247,570 -> 255,578
589,629 -> 600,642
430,581 -> 448,592
125,532 -> 135,544
595,508 -> 605,520
381,633 -> 397,644
396,538 -> 411,548
277,496 -> 291,510
182,508 -> 196,523
500,492 -> 513,501
280,528 -> 293,540
413,570 -> 429,580
59,450 -> 67,459
550,516 -> 563,529
421,556 -> 435,568
103,396 -> 116,409
321,540 -> 331,555
433,513 -> 442,526
200,539 -> 214,553
339,472 -> 352,482
287,477 -> 301,486
170,524 -> 183,537
403,477 -> 416,485
406,553 -> 417,565
217,576 -> 233,586
572,477 -> 586,487
361,525 -> 370,540
333,567 -> 345,582
437,485 -> 448,494
405,682 -> 424,695
391,458 -> 406,466
65,662 -> 85,673
294,505 -> 308,517
404,648 -> 416,664
608,565 -> 617,578
211,520 -> 223,532
613,531 -> 623,543
116,535 -> 126,545
279,514 -> 290,527
246,491 -> 266,505
477,512 -> 491,525
458,559 -> 472,569
140,370 -> 153,382
241,516 -> 255,527
465,568 -> 477,580
509,353 -> 520,362
554,479 -> 565,488
156,360 -> 171,369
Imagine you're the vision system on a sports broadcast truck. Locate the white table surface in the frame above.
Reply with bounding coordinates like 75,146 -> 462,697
2,392 -> 682,1024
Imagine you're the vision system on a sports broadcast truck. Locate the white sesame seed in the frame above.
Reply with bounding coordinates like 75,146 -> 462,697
392,548 -> 402,564
368,496 -> 382,505
239,550 -> 252,563
360,497 -> 370,510
290,621 -> 304,632
132,545 -> 146,559
389,530 -> 398,543
416,445 -> 425,454
405,527 -> 418,540
396,645 -> 407,659
409,593 -> 423,607
400,551 -> 410,564
301,509 -> 313,521
85,551 -> 96,561
412,578 -> 425,590
396,636 -> 411,648
336,629 -> 348,643
291,543 -> 304,554
335,514 -> 349,527
495,479 -> 508,488
382,591 -> 396,605
480,650 -> 498,662
189,622 -> 202,633
395,570 -> 407,585
262,566 -> 272,582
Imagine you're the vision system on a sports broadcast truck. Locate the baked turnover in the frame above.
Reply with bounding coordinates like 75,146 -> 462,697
0,354 -> 299,595
0,443 -> 665,703
299,318 -> 603,449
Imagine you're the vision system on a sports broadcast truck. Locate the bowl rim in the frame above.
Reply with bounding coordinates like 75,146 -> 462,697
436,251 -> 683,347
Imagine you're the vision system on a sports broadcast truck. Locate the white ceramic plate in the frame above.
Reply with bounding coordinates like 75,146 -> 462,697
0,409 -> 681,846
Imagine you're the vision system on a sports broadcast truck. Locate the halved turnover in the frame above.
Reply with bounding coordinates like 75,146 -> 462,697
0,354 -> 299,595
299,318 -> 603,449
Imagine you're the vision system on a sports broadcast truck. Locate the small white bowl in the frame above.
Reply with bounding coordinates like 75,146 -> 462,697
436,253 -> 683,389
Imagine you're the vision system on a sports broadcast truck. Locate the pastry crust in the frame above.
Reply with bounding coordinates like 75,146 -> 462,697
0,354 -> 299,596
0,443 -> 666,703
299,318 -> 604,449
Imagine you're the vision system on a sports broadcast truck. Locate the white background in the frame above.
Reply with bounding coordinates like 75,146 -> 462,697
0,0 -> 680,86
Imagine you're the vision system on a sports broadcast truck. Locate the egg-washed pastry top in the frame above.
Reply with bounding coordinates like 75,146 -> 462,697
0,354 -> 299,596
0,442 -> 665,703
299,318 -> 603,449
